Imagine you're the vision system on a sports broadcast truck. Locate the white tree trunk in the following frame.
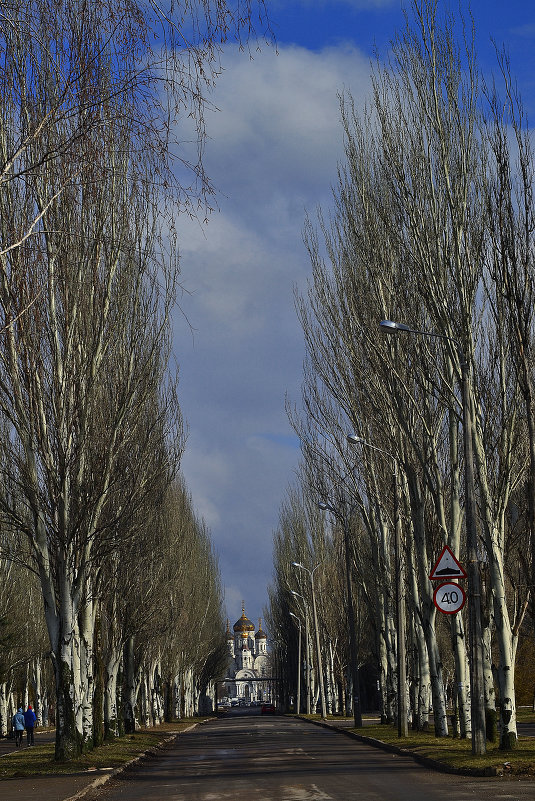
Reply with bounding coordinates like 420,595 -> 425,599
375,597 -> 389,722
104,651 -> 122,739
139,670 -> 151,728
490,548 -> 518,745
327,640 -> 336,714
412,602 -> 431,730
79,595 -> 96,746
31,659 -> 43,727
173,674 -> 181,720
474,423 -> 518,746
41,687 -> 50,727
483,621 -> 496,714
450,615 -> 470,738
124,636 -> 138,732
0,682 -> 8,736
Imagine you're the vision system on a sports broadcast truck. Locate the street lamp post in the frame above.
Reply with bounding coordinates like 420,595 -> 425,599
318,500 -> 362,727
289,612 -> 302,715
292,562 -> 327,719
292,590 -> 311,714
380,318 -> 486,755
347,434 -> 408,737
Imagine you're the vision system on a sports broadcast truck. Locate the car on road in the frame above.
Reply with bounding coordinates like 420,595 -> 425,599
261,703 -> 276,715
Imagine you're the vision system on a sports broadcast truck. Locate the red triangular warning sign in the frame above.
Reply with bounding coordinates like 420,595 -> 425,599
429,545 -> 467,581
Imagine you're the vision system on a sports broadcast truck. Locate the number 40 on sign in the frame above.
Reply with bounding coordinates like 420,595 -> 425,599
433,581 -> 466,615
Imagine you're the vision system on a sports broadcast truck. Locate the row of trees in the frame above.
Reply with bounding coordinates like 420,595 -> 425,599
268,0 -> 535,751
0,0 -> 272,760
0,479 -> 228,741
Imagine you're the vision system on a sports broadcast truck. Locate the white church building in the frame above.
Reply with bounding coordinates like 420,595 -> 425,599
222,604 -> 271,703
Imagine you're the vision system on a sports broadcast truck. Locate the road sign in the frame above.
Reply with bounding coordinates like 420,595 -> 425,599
433,581 -> 466,614
429,545 -> 467,581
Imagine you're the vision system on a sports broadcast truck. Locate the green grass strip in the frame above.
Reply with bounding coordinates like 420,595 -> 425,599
0,720 -> 204,779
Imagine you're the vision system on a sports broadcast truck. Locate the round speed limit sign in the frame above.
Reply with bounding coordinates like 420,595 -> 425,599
433,581 -> 466,615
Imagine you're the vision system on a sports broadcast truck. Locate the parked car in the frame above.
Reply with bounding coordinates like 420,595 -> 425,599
261,703 -> 276,715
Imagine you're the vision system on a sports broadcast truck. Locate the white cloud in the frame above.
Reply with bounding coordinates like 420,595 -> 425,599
173,42 -> 372,624
271,0 -> 395,10
510,23 -> 535,38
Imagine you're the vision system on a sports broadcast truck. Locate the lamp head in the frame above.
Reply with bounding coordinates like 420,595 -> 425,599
380,319 -> 411,333
346,434 -> 361,445
292,561 -> 304,569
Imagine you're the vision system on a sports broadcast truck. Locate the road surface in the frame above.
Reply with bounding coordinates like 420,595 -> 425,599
85,710 -> 535,801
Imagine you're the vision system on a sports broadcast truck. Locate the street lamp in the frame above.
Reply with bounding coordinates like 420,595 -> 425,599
289,612 -> 302,715
291,590 -> 311,714
347,434 -> 408,737
292,561 -> 327,719
318,499 -> 362,727
380,318 -> 486,755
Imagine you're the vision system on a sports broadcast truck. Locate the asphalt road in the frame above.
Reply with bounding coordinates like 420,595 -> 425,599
85,711 -> 535,801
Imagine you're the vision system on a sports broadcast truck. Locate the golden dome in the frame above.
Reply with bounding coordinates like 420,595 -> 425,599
233,603 -> 255,633
255,617 -> 267,639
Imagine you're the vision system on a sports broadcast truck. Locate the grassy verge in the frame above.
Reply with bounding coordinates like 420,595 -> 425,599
349,724 -> 535,775
298,712 -> 535,776
0,720 -> 205,780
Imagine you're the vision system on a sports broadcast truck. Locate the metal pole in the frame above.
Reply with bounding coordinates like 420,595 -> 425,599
290,612 -> 302,715
296,620 -> 302,715
393,466 -> 408,737
460,355 -> 486,755
305,608 -> 311,714
310,569 -> 327,718
343,516 -> 362,727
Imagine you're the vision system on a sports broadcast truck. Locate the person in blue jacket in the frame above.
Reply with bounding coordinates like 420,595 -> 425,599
24,704 -> 37,746
12,708 -> 25,747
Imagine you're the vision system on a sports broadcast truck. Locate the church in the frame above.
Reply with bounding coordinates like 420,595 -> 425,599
221,604 -> 272,704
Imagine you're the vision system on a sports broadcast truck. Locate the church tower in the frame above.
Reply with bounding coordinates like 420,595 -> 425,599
221,602 -> 271,704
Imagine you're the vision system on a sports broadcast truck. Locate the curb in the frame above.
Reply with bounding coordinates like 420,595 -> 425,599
63,721 -> 208,801
301,717 -> 500,777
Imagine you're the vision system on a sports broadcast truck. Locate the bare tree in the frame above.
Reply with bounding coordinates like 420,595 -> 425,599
0,0 -> 272,760
283,0 -> 535,750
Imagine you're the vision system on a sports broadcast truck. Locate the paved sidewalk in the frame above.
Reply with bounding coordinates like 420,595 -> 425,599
0,771 -> 109,801
0,724 -> 200,801
1,730 -> 104,801
0,728 -> 55,756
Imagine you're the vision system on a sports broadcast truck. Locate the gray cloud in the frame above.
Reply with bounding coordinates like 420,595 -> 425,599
173,42 -> 372,624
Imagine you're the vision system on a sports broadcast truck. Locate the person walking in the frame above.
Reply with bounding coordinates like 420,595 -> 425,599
24,704 -> 37,746
12,708 -> 25,748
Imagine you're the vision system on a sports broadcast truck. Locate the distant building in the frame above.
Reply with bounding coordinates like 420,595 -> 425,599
220,603 -> 271,703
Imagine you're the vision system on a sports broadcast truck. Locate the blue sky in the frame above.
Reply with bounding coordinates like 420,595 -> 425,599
173,0 -> 535,629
